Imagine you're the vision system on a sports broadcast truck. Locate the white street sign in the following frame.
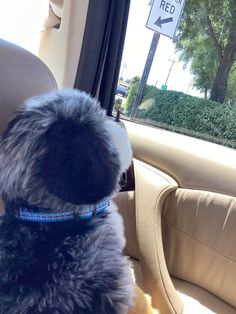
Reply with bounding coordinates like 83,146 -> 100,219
146,0 -> 186,39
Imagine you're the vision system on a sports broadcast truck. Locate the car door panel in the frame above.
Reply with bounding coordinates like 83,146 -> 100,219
115,120 -> 236,313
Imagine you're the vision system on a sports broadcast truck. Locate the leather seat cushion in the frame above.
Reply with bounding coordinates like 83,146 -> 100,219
172,277 -> 236,314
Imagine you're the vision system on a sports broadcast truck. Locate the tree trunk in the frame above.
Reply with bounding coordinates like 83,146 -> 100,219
210,44 -> 236,103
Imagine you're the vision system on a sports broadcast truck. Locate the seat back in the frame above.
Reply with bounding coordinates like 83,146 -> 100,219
0,39 -> 57,214
162,188 -> 236,309
0,39 -> 57,134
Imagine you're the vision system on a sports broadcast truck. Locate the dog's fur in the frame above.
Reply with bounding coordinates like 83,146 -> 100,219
0,89 -> 134,314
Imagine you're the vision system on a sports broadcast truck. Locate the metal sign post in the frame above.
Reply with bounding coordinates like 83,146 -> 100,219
131,32 -> 160,118
130,0 -> 186,117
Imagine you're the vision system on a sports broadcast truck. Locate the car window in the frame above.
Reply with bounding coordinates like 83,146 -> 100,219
115,0 -> 236,149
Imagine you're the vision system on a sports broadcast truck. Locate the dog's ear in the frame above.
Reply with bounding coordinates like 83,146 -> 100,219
41,118 -> 121,205
104,120 -> 132,174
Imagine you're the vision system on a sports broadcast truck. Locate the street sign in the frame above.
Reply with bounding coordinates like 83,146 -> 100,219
146,0 -> 186,39
161,84 -> 167,91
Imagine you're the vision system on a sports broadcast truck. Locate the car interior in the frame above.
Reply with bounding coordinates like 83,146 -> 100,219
0,1 -> 236,314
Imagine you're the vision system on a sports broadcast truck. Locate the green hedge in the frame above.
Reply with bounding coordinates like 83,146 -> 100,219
124,81 -> 236,148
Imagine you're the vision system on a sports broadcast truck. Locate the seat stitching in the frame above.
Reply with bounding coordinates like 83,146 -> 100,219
163,215 -> 236,262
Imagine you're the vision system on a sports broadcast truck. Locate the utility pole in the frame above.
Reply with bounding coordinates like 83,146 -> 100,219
165,59 -> 177,86
120,62 -> 127,81
131,32 -> 160,118
186,81 -> 191,94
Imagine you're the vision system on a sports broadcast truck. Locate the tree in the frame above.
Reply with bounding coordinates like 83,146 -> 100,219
225,64 -> 236,103
176,0 -> 236,103
179,37 -> 217,98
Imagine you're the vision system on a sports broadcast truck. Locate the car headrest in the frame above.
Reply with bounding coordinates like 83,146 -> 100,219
0,39 -> 57,134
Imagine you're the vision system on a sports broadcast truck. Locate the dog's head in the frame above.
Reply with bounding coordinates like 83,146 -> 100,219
0,89 -> 132,210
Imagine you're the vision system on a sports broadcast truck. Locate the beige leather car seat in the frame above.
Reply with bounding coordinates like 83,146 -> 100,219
0,39 -> 57,134
0,39 -> 57,214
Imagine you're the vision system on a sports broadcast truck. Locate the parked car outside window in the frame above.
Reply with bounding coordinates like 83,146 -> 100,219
116,84 -> 129,98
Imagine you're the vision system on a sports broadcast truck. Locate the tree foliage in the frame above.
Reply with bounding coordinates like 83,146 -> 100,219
176,0 -> 236,103
226,64 -> 236,104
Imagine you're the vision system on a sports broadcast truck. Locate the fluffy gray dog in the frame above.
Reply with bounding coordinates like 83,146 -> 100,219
0,89 -> 134,314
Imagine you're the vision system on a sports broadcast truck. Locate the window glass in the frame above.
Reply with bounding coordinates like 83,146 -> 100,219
115,0 -> 236,149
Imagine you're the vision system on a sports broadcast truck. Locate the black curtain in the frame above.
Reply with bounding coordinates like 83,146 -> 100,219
73,0 -> 130,115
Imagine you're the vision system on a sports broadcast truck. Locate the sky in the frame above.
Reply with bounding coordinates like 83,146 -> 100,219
120,0 -> 202,97
0,0 -> 201,97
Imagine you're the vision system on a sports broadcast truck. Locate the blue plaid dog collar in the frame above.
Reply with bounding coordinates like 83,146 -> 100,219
15,199 -> 111,223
